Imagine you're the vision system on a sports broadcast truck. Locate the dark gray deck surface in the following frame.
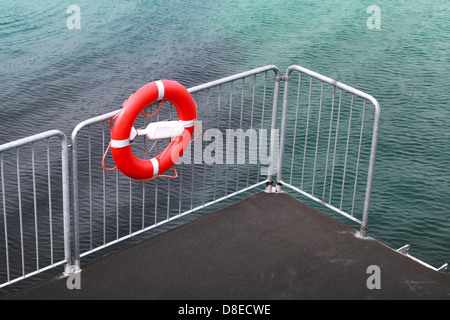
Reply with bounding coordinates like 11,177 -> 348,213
3,192 -> 450,300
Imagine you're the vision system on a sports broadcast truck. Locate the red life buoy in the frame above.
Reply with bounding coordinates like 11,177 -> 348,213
110,80 -> 197,180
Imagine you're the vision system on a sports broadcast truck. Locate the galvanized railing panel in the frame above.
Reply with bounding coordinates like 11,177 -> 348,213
0,65 -> 381,289
277,65 -> 380,237
71,66 -> 281,264
0,130 -> 72,289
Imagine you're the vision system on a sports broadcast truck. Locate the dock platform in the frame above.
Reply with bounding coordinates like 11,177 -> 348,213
3,192 -> 449,300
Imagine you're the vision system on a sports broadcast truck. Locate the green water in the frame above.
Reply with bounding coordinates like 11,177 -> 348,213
0,0 -> 449,269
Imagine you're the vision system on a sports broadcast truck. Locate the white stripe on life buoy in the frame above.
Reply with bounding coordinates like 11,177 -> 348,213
111,138 -> 130,149
150,158 -> 159,177
156,80 -> 165,101
179,120 -> 195,128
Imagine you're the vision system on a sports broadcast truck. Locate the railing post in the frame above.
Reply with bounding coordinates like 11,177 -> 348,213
69,110 -> 119,272
275,69 -> 293,191
58,132 -> 81,275
70,124 -> 86,274
60,134 -> 73,275
359,100 -> 381,238
266,70 -> 282,192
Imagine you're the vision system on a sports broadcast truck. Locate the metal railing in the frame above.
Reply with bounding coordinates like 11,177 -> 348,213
0,130 -> 72,288
0,65 -> 380,289
277,65 -> 381,237
70,65 -> 281,269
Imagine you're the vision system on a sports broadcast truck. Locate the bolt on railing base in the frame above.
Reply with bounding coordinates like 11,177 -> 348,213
64,263 -> 82,277
358,228 -> 369,239
265,181 -> 284,193
276,182 -> 283,193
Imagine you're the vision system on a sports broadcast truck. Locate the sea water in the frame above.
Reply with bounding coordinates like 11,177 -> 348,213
0,0 -> 448,270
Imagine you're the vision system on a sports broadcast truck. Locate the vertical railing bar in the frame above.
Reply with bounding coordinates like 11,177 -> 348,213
179,164 -> 183,215
141,182 -> 145,230
214,85 -> 222,201
141,109 -> 149,229
31,143 -> 39,270
323,86 -> 336,202
16,148 -> 25,276
167,109 -> 172,218
60,132 -> 72,273
140,109 -> 147,230
360,100 -> 381,237
246,74 -> 256,188
165,105 -> 172,220
46,138 -> 53,265
301,76 -> 313,190
250,75 -> 256,136
351,100 -> 366,217
144,105 -> 150,160
236,77 -> 245,192
102,122 -> 107,247
190,157 -> 194,211
257,72 -> 268,184
88,126 -> 93,249
226,81 -> 234,194
289,73 -> 302,185
329,89 -> 342,204
71,128 -> 81,267
202,88 -> 210,206
156,106 -> 160,168
155,108 -> 159,225
1,153 -> 10,282
340,94 -> 354,211
225,83 -> 232,196
239,78 -> 245,132
142,109 -> 147,229
129,178 -> 132,235
116,163 -> 119,240
312,81 -> 324,196
190,92 -> 198,210
157,104 -> 160,153
272,69 -> 282,184
141,180 -> 145,229
154,176 -> 158,225
167,168 -> 171,220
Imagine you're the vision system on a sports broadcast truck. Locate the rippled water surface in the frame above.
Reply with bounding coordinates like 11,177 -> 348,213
0,0 -> 449,269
